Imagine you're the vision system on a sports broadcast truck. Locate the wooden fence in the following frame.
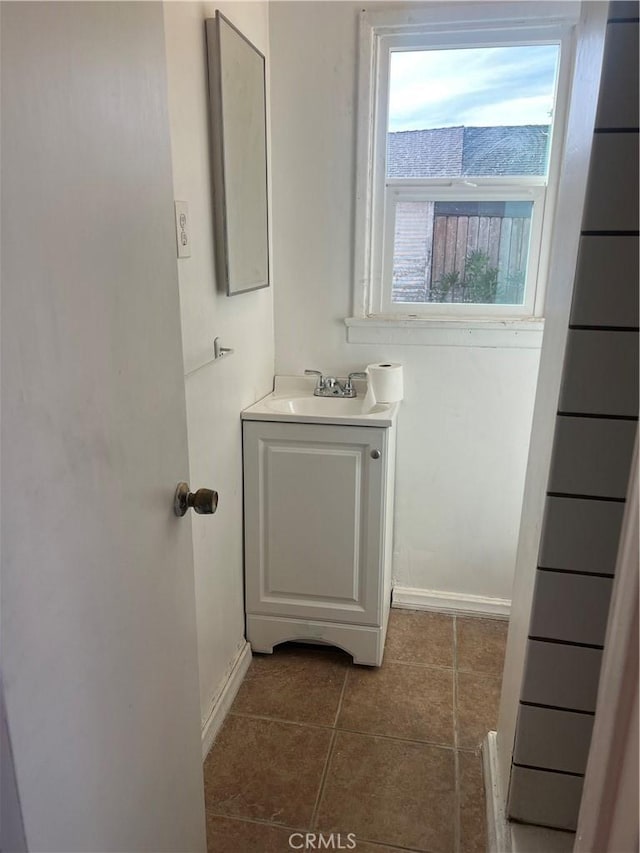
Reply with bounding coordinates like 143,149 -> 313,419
392,201 -> 531,304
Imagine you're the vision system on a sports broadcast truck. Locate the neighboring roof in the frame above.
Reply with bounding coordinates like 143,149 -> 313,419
386,126 -> 463,178
462,125 -> 550,176
387,125 -> 550,178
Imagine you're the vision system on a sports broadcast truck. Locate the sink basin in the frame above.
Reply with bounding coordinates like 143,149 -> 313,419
241,375 -> 399,427
265,396 -> 387,417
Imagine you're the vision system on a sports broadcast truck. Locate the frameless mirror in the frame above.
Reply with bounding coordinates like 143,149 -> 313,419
205,12 -> 269,296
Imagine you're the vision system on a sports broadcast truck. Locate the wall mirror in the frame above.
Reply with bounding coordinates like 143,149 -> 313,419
205,12 -> 269,296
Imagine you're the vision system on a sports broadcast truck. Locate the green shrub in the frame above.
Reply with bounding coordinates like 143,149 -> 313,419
431,250 -> 499,304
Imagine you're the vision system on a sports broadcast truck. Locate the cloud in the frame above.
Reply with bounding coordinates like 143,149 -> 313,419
388,44 -> 559,131
462,95 -> 554,127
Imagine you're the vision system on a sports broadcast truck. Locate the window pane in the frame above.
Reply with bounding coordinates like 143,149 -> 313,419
391,200 -> 533,305
387,45 -> 560,178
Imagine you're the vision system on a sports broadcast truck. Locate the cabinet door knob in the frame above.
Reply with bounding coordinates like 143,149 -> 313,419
370,449 -> 381,460
174,482 -> 219,517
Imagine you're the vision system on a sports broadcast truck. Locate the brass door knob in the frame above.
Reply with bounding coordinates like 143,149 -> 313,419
174,482 -> 219,517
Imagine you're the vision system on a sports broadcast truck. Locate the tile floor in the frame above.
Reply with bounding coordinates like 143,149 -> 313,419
203,610 -> 508,853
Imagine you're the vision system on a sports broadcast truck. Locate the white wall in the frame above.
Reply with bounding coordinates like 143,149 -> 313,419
163,2 -> 274,728
269,1 -> 540,603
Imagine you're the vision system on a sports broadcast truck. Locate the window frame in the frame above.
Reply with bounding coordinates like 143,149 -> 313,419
353,3 -> 580,325
380,183 -> 546,318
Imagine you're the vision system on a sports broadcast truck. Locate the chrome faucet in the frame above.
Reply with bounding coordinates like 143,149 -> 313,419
305,370 -> 368,398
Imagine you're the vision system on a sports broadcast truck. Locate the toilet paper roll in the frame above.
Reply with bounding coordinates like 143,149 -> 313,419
367,362 -> 404,403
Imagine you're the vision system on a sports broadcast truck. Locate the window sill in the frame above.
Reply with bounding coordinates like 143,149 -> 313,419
344,316 -> 545,348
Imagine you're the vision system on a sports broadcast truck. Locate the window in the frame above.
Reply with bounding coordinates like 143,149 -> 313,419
353,3 -> 578,326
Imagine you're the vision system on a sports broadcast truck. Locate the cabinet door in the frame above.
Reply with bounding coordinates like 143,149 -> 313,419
243,421 -> 387,625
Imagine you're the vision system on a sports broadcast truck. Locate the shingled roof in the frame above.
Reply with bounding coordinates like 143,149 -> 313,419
387,125 -> 550,178
386,126 -> 464,178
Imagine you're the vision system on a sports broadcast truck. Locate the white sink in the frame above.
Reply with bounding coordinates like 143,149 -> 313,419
242,375 -> 399,427
265,395 -> 387,417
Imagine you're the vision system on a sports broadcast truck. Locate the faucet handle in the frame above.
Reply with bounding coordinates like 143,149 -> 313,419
344,371 -> 368,396
304,369 -> 325,390
345,371 -> 368,392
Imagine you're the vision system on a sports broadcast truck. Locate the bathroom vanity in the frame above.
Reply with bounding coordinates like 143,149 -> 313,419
241,375 -> 398,665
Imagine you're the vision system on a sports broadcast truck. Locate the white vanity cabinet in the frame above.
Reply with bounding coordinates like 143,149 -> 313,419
242,418 -> 396,665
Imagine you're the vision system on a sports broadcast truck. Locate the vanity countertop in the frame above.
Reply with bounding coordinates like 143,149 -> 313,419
241,375 -> 399,428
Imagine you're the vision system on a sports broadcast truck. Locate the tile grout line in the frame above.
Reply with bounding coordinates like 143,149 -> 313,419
385,659 -> 455,672
387,655 -> 501,677
229,710 -> 333,731
204,809 -> 436,853
309,729 -> 336,831
336,725 -> 456,751
203,810 -> 306,832
453,614 -> 461,853
386,657 -> 503,676
230,708 -> 460,750
309,668 -> 348,830
332,666 -> 349,728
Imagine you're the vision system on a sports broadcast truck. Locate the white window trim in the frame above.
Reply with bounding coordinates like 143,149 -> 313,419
349,1 -> 582,346
345,315 -> 545,348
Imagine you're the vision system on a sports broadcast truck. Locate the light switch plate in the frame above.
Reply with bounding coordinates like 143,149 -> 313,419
174,201 -> 191,258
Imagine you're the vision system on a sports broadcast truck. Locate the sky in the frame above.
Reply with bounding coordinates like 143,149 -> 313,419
388,44 -> 560,132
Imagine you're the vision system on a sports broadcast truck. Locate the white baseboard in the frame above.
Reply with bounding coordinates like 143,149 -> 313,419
392,586 -> 511,618
201,641 -> 252,760
483,731 -> 512,853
